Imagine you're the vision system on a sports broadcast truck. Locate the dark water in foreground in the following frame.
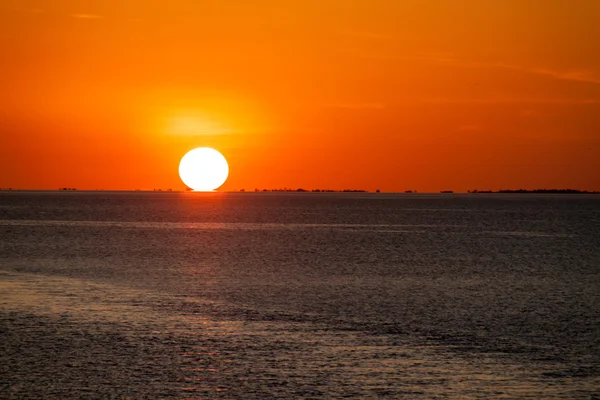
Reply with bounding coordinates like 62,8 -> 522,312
1,192 -> 599,399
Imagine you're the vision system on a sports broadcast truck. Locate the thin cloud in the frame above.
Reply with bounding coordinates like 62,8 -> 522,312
418,54 -> 600,85
484,63 -> 600,85
530,68 -> 600,85
414,97 -> 600,105
71,13 -> 103,19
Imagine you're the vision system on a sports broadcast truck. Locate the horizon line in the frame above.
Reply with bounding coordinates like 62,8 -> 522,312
1,188 -> 599,194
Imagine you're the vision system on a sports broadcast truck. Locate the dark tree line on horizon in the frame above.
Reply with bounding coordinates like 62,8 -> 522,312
1,188 -> 597,194
238,188 -> 370,193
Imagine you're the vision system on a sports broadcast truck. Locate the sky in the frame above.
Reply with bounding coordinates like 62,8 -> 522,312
1,0 -> 599,192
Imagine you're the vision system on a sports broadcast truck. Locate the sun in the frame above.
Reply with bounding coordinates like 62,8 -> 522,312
179,147 -> 229,191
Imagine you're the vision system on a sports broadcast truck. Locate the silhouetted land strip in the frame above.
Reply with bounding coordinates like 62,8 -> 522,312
1,188 -> 597,194
238,188 -> 369,193
468,189 -> 599,194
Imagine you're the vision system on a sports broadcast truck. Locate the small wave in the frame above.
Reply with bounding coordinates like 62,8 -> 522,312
485,231 -> 576,238
0,219 -> 437,231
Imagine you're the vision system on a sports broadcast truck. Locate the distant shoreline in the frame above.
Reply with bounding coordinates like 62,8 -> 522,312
1,188 -> 598,194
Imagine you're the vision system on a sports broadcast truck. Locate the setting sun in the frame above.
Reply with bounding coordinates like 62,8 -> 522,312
178,147 -> 229,191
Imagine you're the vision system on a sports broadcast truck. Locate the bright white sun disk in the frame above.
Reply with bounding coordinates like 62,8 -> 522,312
179,148 -> 229,191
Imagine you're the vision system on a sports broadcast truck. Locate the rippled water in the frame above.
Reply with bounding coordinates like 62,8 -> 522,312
1,192 -> 599,398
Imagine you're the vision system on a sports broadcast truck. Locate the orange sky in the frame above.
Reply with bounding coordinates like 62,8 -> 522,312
1,0 -> 599,192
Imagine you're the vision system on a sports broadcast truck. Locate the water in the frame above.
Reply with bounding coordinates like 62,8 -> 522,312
1,192 -> 599,399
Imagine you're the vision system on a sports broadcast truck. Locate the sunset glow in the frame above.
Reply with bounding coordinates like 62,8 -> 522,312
1,0 -> 599,191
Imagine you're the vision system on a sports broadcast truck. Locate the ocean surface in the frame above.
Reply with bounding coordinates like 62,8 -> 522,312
1,192 -> 599,399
